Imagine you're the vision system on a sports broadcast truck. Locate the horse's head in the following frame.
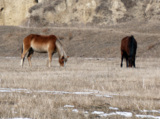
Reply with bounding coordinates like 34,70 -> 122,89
128,57 -> 134,67
59,56 -> 69,67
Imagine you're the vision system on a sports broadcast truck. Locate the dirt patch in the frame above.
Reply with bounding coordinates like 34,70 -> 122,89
1,21 -> 160,58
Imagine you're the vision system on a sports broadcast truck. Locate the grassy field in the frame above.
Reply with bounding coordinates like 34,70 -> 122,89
0,57 -> 160,119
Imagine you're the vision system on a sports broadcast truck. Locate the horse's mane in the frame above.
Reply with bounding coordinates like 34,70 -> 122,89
55,39 -> 67,59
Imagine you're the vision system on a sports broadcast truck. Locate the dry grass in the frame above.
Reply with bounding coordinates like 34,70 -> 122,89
1,17 -> 160,119
0,57 -> 160,118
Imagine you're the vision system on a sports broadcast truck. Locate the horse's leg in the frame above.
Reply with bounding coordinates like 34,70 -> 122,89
21,49 -> 29,67
48,52 -> 52,67
121,51 -> 124,67
21,43 -> 31,67
21,51 -> 28,67
133,57 -> 136,68
126,57 -> 128,67
21,56 -> 25,67
27,48 -> 34,67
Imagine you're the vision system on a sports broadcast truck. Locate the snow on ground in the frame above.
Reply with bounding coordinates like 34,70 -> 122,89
64,105 -> 74,108
1,88 -> 160,119
72,109 -> 79,113
8,113 -> 160,119
8,118 -> 31,119
96,94 -> 112,98
141,110 -> 160,113
136,114 -> 160,119
0,88 -> 29,93
91,111 -> 132,118
0,88 -> 114,98
63,104 -> 160,119
90,111 -> 160,118
109,107 -> 119,110
92,111 -> 104,115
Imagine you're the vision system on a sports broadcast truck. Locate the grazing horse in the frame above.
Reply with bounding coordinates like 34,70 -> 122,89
121,35 -> 137,67
21,34 -> 68,67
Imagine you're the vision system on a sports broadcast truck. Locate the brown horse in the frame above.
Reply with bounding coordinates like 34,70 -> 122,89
121,35 -> 137,68
21,34 -> 68,67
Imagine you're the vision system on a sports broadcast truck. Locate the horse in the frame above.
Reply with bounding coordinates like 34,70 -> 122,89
21,34 -> 69,67
120,35 -> 137,68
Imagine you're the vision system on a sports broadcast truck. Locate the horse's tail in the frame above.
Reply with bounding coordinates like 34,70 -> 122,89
21,44 -> 23,54
129,35 -> 135,57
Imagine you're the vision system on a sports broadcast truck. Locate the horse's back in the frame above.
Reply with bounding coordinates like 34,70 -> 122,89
121,36 -> 137,55
24,34 -> 57,42
23,34 -> 58,52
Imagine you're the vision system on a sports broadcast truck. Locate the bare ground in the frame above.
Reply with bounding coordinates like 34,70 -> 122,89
0,20 -> 160,58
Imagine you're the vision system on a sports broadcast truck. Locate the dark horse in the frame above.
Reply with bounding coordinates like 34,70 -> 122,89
121,35 -> 137,67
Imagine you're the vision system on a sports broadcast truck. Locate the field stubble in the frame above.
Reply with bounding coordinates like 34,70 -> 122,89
0,57 -> 160,118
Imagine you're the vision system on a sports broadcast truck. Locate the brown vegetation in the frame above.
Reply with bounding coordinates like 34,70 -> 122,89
0,57 -> 160,118
0,16 -> 160,118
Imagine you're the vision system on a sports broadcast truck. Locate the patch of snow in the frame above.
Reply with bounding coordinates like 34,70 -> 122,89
10,88 -> 29,93
0,88 -> 12,92
104,95 -> 112,98
36,90 -> 70,94
0,88 -> 29,93
8,118 -> 31,119
72,92 -> 93,95
92,111 -> 132,118
109,107 -> 119,110
64,105 -> 74,108
95,94 -> 103,97
92,111 -> 104,115
96,94 -> 112,98
83,111 -> 89,114
72,109 -> 79,113
0,88 -> 118,99
36,90 -> 94,95
52,91 -> 70,94
101,112 -> 116,117
141,110 -> 160,113
36,90 -> 54,93
136,114 -> 160,119
116,111 -> 132,117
